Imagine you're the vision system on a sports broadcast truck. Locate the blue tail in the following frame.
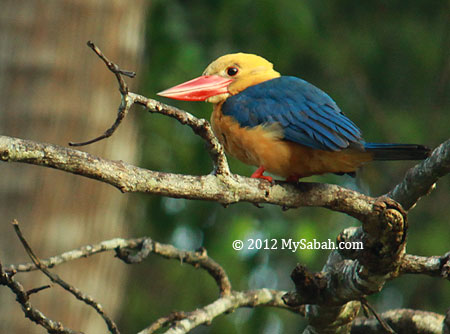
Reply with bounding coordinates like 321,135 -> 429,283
364,143 -> 431,161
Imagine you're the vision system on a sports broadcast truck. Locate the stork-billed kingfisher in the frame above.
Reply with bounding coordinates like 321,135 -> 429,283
158,53 -> 430,182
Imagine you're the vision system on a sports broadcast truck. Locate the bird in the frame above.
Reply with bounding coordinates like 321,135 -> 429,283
158,53 -> 430,182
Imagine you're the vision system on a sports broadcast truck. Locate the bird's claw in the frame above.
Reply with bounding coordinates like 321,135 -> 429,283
251,166 -> 274,183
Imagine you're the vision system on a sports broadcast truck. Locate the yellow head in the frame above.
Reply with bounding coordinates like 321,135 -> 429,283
158,53 -> 281,103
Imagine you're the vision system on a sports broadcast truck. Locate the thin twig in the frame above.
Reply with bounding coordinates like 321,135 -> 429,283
4,233 -> 306,333
7,236 -> 232,297
12,219 -> 120,334
361,298 -> 396,334
68,94 -> 132,147
67,41 -> 231,175
86,40 -> 135,91
114,238 -> 232,296
6,237 -> 146,273
69,41 -> 135,147
26,284 -> 51,297
129,93 -> 230,175
0,261 -> 81,334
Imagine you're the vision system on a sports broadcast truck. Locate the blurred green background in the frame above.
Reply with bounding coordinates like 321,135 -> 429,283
120,1 -> 449,333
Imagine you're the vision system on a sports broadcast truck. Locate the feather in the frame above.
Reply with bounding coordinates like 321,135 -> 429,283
222,76 -> 363,151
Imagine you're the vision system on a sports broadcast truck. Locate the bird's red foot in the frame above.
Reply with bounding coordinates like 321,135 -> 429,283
251,166 -> 273,182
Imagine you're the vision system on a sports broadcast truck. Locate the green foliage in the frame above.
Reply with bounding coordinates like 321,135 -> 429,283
120,1 -> 450,332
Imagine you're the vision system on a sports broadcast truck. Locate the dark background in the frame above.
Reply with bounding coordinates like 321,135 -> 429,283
122,1 -> 449,333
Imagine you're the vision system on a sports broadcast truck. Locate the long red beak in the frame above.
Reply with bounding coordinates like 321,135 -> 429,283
157,75 -> 233,101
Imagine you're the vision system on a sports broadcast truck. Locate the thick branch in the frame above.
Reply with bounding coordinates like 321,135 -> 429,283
0,135 -> 377,217
284,196 -> 408,333
400,253 -> 450,280
388,139 -> 450,210
352,308 -> 446,334
145,289 -> 297,334
285,198 -> 408,305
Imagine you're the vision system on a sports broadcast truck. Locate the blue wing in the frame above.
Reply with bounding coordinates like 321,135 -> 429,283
222,76 -> 364,151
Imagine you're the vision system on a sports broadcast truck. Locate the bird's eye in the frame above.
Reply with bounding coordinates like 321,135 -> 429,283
226,67 -> 239,76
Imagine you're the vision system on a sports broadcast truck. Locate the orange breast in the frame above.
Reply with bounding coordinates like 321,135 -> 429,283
211,105 -> 373,178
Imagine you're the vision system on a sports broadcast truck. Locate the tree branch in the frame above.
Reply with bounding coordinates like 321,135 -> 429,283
6,236 -> 232,297
150,289 -> 297,334
115,239 -> 232,296
352,308 -> 446,334
0,135 -> 380,217
388,138 -> 450,210
69,41 -> 230,176
3,231 -> 301,334
12,220 -> 120,334
68,41 -> 134,147
0,262 -> 81,334
282,194 -> 409,333
1,115 -> 448,334
1,42 -> 448,334
400,253 -> 450,280
130,92 -> 231,176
